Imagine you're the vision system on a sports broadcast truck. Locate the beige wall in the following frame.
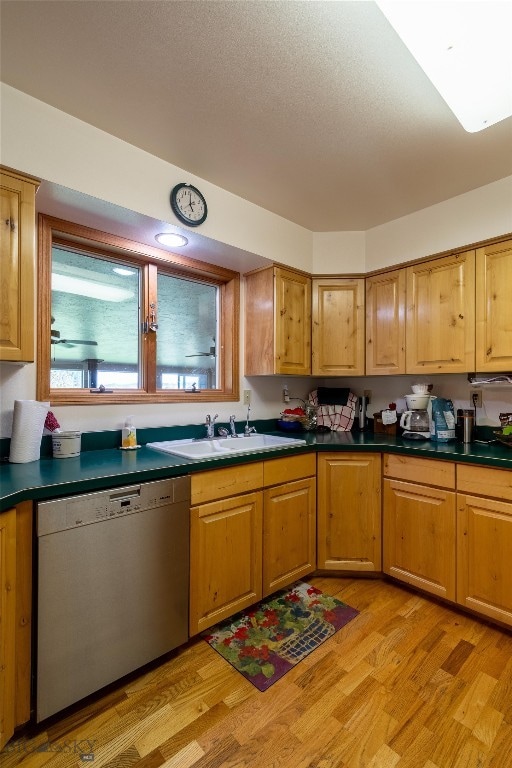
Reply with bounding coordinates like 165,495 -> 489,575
312,231 -> 366,274
365,176 -> 512,272
1,84 -> 313,272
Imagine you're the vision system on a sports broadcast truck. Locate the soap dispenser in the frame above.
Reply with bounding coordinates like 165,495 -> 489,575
122,416 -> 137,448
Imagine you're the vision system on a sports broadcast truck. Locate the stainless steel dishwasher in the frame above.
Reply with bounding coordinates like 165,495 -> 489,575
36,476 -> 190,722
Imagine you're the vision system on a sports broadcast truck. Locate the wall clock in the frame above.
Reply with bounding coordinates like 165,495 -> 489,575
170,183 -> 208,227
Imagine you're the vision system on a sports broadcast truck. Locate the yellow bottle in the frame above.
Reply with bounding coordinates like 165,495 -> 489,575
122,416 -> 137,448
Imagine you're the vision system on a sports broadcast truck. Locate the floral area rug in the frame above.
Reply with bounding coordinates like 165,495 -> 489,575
203,581 -> 359,691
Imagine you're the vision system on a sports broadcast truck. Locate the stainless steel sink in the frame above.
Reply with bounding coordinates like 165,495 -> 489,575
146,434 -> 307,460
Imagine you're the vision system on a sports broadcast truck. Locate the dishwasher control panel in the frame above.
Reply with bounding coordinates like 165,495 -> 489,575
37,476 -> 190,536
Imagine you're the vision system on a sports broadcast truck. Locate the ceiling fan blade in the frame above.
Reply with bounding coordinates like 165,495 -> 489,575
51,338 -> 98,346
185,346 -> 216,358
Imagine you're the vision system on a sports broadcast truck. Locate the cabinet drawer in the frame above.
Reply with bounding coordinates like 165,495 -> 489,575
384,453 -> 455,489
263,452 -> 315,487
457,463 -> 512,502
191,462 -> 263,505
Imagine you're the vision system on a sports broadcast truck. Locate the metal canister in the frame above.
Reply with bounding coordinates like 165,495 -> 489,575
460,409 -> 475,443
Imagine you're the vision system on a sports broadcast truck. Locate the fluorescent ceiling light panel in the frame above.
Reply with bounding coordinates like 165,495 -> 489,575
377,1 -> 512,132
52,273 -> 134,302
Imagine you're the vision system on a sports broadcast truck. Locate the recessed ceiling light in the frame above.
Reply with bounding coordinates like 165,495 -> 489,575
377,1 -> 512,132
155,233 -> 189,247
113,267 -> 136,276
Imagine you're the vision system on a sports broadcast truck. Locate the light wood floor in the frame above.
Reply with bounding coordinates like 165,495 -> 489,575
4,576 -> 512,768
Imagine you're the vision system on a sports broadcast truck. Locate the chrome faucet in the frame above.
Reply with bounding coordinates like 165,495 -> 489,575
244,405 -> 257,436
229,415 -> 239,437
205,413 -> 218,439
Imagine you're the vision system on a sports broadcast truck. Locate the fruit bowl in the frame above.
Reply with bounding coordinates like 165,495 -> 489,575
277,419 -> 304,432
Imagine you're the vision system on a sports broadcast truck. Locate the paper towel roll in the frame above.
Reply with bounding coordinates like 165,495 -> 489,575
9,400 -> 49,463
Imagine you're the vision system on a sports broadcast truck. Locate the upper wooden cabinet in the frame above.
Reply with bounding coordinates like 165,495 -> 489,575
312,278 -> 365,376
365,269 -> 406,375
245,265 -> 311,375
475,238 -> 512,372
405,250 -> 475,374
0,168 -> 40,362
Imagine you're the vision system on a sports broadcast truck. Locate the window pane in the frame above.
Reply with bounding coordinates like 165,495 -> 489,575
51,247 -> 141,389
156,272 -> 218,390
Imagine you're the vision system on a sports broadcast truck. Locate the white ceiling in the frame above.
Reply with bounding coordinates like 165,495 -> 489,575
1,0 -> 512,233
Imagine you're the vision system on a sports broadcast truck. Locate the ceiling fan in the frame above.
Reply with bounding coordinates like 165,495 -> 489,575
51,336 -> 98,348
185,344 -> 216,358
50,318 -> 97,348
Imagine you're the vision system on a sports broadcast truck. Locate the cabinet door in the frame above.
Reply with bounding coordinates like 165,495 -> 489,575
406,251 -> 475,374
312,278 -> 365,375
365,270 -> 406,375
244,266 -> 311,375
14,502 -> 32,728
0,508 -> 16,750
263,477 -> 316,597
0,171 -> 38,362
476,239 -> 512,371
383,479 -> 456,601
189,492 -> 262,635
457,494 -> 512,628
275,267 -> 311,375
317,453 -> 381,572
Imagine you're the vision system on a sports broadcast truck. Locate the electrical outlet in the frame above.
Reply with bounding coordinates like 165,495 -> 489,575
471,389 -> 483,408
243,389 -> 252,405
283,385 -> 290,403
363,389 -> 371,403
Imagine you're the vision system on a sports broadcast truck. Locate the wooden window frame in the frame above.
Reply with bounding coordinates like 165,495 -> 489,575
37,215 -> 240,405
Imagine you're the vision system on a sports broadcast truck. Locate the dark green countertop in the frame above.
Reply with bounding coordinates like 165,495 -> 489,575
1,428 -> 511,512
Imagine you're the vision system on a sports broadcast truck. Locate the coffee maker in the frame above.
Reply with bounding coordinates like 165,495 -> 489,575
400,394 -> 433,440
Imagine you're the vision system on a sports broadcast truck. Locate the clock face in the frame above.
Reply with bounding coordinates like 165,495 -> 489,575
170,183 -> 207,227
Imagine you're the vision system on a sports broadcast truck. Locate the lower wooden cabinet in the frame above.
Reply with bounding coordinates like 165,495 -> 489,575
383,455 -> 456,601
263,476 -> 316,597
0,508 -> 16,750
383,478 -> 456,601
189,454 -> 316,635
317,453 -> 382,572
457,493 -> 512,626
189,491 -> 263,635
0,502 -> 32,750
457,463 -> 512,628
